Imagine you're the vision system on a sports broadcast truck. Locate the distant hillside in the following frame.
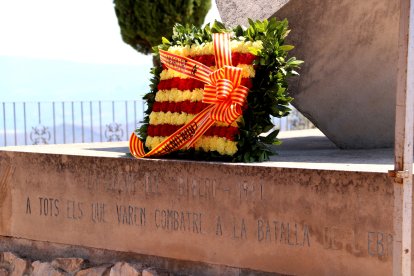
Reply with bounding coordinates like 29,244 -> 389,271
0,56 -> 152,102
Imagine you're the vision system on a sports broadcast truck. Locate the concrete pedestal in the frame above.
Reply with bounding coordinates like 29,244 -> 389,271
0,130 -> 409,275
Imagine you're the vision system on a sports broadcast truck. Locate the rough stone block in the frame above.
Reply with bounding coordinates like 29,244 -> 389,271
109,262 -> 141,276
51,257 -> 85,274
32,261 -> 65,276
75,265 -> 111,276
142,267 -> 171,276
1,252 -> 29,276
0,268 -> 8,276
216,0 -> 399,149
142,268 -> 160,276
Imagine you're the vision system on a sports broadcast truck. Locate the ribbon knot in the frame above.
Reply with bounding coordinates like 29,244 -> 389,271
203,65 -> 249,124
215,79 -> 232,100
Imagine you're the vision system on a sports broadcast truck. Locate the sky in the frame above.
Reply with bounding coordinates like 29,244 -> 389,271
0,1 -> 151,65
0,0 -> 221,102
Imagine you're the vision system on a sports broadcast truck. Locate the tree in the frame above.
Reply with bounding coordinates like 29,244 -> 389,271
113,0 -> 211,56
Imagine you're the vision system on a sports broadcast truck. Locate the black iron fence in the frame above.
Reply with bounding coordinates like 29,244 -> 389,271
0,100 -> 313,147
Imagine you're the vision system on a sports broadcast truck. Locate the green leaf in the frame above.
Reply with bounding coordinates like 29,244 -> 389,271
259,151 -> 268,162
243,152 -> 251,163
161,37 -> 171,45
248,18 -> 255,27
259,129 -> 280,144
287,58 -> 304,66
262,124 -> 274,133
291,60 -> 304,66
280,45 -> 294,51
282,29 -> 291,39
234,25 -> 244,37
248,46 -> 261,55
211,20 -> 227,33
255,21 -> 265,32
273,139 -> 282,145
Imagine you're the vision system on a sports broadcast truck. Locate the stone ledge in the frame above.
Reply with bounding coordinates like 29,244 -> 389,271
0,129 -> 395,173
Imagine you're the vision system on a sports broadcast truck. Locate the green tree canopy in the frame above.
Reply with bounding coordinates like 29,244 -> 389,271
113,0 -> 211,55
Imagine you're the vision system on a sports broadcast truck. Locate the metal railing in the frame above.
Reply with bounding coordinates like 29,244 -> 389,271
0,100 -> 313,147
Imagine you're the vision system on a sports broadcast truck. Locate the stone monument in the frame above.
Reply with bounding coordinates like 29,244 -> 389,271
0,1 -> 409,274
217,0 -> 399,149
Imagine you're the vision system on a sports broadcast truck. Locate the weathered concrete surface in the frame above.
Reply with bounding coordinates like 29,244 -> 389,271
217,0 -> 399,149
0,132 -> 407,275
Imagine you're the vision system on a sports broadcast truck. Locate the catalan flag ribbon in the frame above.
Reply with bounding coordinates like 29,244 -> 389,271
129,33 -> 249,158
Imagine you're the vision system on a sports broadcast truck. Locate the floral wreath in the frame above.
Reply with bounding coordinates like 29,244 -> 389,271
131,19 -> 303,162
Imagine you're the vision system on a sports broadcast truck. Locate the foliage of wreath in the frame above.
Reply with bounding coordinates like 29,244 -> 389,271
137,18 -> 303,162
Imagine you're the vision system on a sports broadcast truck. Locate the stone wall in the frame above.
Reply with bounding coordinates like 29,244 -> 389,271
0,236 -> 276,276
0,251 -> 170,276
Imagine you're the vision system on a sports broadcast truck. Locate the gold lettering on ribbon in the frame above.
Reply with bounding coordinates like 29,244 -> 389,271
164,55 -> 187,71
162,122 -> 198,153
191,65 -> 198,75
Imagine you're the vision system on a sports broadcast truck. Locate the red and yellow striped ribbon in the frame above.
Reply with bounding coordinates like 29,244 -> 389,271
129,33 -> 249,158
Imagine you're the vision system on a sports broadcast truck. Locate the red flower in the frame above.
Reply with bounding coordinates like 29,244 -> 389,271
232,52 -> 240,65
148,123 -> 238,141
154,126 -> 160,136
241,78 -> 252,89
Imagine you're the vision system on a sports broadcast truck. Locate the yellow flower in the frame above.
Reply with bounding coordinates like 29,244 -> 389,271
215,137 -> 226,155
252,40 -> 263,50
225,140 -> 238,155
146,136 -> 166,149
160,68 -> 187,80
149,112 -> 240,127
155,89 -> 204,103
167,40 -> 263,56
238,64 -> 256,78
168,45 -> 191,57
149,112 -> 158,125
194,136 -> 238,155
186,42 -> 214,56
160,64 -> 255,81
146,134 -> 238,156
